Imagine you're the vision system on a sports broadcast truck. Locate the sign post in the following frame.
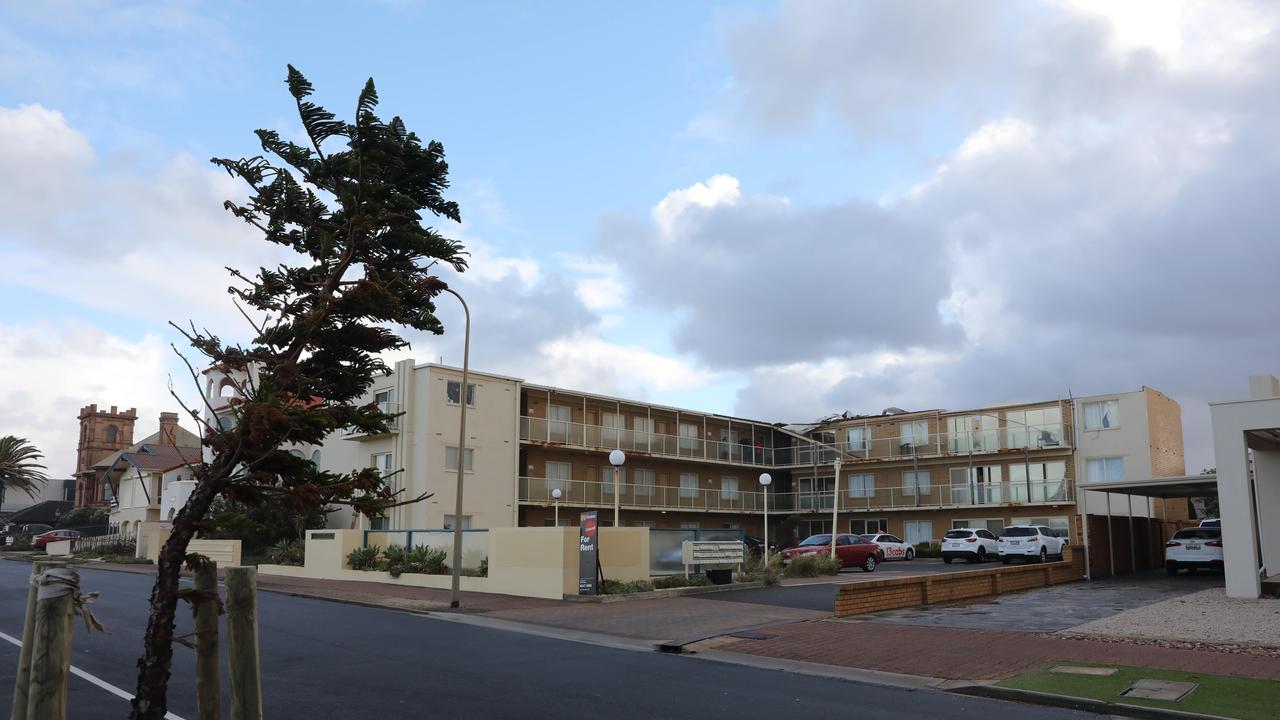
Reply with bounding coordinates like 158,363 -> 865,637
578,511 -> 599,595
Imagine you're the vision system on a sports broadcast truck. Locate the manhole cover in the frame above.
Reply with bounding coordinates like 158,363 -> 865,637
1120,679 -> 1198,702
1050,665 -> 1118,677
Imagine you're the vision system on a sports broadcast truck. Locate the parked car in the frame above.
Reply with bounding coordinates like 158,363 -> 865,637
1165,527 -> 1224,574
32,529 -> 80,550
1198,518 -> 1221,529
941,528 -> 1000,563
998,525 -> 1067,563
743,535 -> 779,557
861,533 -> 915,560
780,534 -> 883,572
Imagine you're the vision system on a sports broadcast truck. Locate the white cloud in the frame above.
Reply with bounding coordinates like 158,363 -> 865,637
530,334 -> 721,398
650,173 -> 741,240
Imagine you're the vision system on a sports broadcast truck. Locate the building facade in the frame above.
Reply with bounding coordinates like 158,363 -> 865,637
73,404 -> 138,507
313,358 -> 1187,559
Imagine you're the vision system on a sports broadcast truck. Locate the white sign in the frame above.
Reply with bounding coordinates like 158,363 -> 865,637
682,540 -> 745,565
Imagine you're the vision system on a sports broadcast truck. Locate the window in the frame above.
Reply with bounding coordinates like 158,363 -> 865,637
1012,516 -> 1070,537
446,381 -> 476,407
288,449 -> 305,459
1083,400 -> 1119,430
105,425 -> 118,443
947,415 -> 996,452
633,468 -> 656,496
678,423 -> 699,451
371,452 -> 393,476
445,446 -> 475,472
849,518 -> 888,534
720,476 -> 739,501
903,470 -> 931,495
679,521 -> 699,529
633,417 -> 653,434
373,388 -> 394,412
601,412 -> 624,446
953,518 -> 1004,535
949,465 -> 1002,504
846,473 -> 875,498
900,420 -> 929,448
1010,460 -> 1068,501
902,520 -> 933,545
1086,457 -> 1124,482
631,520 -> 656,528
216,413 -> 235,431
679,473 -> 699,499
546,461 -> 572,494
311,449 -> 321,464
1007,407 -> 1064,447
443,515 -> 472,530
845,426 -> 870,452
548,405 -> 572,442
601,466 -> 623,495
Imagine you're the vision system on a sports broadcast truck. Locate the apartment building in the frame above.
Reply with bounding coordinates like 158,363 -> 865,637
221,356 -> 1186,555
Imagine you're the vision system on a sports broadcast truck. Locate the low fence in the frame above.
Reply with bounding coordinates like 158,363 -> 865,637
70,532 -> 132,554
835,549 -> 1087,616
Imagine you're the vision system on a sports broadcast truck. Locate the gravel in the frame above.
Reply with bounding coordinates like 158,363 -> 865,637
1061,587 -> 1280,648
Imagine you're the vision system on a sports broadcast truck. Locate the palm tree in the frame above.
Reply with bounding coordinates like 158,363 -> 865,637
0,435 -> 48,502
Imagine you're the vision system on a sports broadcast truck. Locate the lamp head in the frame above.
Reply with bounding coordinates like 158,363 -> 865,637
552,488 -> 562,500
609,449 -> 626,466
758,472 -> 772,487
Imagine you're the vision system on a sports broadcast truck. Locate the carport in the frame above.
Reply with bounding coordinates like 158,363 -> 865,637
1080,473 -> 1217,580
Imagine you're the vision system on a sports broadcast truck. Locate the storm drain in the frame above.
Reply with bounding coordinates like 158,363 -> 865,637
1119,679 -> 1199,702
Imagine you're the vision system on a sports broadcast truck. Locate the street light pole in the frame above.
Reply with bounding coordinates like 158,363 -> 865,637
759,473 -> 772,563
609,449 -> 625,528
445,287 -> 470,610
552,488 -> 561,526
830,459 -> 841,559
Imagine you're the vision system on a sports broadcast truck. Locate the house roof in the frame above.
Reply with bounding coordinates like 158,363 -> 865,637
115,445 -> 203,474
5,500 -> 73,525
92,425 -> 202,470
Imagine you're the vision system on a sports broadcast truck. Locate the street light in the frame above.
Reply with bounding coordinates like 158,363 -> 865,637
552,488 -> 562,527
444,287 -> 471,610
831,459 -> 842,559
759,473 -> 772,563
609,449 -> 626,527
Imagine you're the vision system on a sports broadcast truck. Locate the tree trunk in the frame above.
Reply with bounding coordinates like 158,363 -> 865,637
130,478 -> 222,719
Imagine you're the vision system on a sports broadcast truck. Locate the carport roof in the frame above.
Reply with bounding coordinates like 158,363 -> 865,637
1085,473 -> 1218,498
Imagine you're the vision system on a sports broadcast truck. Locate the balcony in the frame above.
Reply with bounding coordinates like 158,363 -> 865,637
519,416 -> 1072,467
343,402 -> 400,440
518,477 -> 1075,514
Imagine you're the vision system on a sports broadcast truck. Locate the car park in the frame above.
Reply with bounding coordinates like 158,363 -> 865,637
861,533 -> 915,560
32,529 -> 80,550
941,528 -> 999,563
780,533 -> 883,572
1165,527 -> 1224,574
998,525 -> 1067,563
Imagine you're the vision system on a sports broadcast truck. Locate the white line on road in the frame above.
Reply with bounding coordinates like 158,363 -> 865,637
0,629 -> 187,720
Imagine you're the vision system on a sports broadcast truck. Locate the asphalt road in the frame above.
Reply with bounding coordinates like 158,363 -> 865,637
0,561 -> 1103,719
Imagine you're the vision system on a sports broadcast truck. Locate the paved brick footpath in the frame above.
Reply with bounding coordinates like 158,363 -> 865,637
711,618 -> 1280,682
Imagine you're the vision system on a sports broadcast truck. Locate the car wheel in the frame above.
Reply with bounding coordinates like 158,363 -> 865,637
1166,563 -> 1178,575
943,557 -> 952,564
976,547 -> 987,563
863,555 -> 877,572
1038,547 -> 1047,563
905,548 -> 914,561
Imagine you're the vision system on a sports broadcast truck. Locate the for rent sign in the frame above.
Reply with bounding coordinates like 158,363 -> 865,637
578,511 -> 599,595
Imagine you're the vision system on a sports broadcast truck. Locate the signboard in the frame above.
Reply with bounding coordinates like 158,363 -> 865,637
578,511 -> 599,595
682,540 -> 745,566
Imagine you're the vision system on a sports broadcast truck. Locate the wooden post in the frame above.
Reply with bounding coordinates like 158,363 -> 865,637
225,566 -> 262,720
26,567 -> 76,720
11,561 -> 64,720
194,562 -> 221,720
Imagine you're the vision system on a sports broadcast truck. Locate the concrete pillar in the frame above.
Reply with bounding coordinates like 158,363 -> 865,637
1212,418 -> 1261,598
1251,449 -> 1280,580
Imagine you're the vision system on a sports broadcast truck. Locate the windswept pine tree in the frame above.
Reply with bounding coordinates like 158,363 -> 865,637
130,66 -> 467,719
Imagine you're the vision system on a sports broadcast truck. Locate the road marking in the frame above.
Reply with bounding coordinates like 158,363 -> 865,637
0,630 -> 187,720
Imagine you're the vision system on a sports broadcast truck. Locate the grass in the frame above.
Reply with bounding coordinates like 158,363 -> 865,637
998,662 -> 1280,720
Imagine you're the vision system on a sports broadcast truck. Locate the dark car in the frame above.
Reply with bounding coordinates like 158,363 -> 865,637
780,533 -> 883,572
743,535 -> 779,557
32,529 -> 80,550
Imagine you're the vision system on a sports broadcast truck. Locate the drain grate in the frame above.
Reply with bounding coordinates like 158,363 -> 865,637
1119,679 -> 1199,702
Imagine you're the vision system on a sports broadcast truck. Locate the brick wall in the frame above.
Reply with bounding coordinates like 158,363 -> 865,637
834,548 -> 1086,616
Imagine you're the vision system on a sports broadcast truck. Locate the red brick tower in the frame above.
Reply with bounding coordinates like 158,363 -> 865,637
73,404 -> 137,507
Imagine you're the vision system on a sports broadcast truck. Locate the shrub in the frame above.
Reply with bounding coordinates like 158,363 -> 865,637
379,544 -> 410,577
460,557 -> 488,578
9,536 -> 32,551
406,545 -> 449,575
737,554 -> 783,586
600,579 -> 654,595
269,540 -> 305,566
913,542 -> 941,558
347,545 -> 380,571
56,507 -> 109,530
784,553 -> 841,578
653,574 -> 714,590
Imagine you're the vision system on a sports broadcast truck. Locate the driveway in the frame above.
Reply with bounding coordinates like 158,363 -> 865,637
868,570 -> 1223,632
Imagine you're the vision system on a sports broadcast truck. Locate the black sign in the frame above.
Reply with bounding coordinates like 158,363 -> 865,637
578,511 -> 599,595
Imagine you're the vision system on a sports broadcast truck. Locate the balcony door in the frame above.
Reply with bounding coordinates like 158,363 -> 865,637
546,461 -> 572,497
798,476 -> 835,510
548,405 -> 572,443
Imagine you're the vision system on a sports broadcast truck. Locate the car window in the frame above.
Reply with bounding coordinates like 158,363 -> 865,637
943,530 -> 972,539
860,534 -> 877,542
884,535 -> 902,544
1172,528 -> 1221,541
977,530 -> 996,540
1039,527 -> 1055,537
798,534 -> 833,546
1002,527 -> 1037,537
1200,519 -> 1221,528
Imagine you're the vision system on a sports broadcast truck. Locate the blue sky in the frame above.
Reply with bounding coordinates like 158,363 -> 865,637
5,0 -> 1280,477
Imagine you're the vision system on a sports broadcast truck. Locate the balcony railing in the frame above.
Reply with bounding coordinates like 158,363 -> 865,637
343,402 -> 400,439
518,477 -> 1075,514
519,416 -> 1072,467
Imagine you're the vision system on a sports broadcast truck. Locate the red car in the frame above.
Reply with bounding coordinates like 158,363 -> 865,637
780,533 -> 883,572
33,529 -> 80,549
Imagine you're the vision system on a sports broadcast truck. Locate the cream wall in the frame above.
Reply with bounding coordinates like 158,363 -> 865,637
1211,385 -> 1280,598
1075,389 -> 1156,519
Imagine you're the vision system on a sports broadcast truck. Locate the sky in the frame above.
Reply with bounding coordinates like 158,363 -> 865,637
3,0 -> 1279,480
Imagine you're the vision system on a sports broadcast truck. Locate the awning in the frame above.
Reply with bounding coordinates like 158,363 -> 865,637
1084,473 -> 1218,498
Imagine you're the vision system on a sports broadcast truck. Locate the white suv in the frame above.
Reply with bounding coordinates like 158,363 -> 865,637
998,525 -> 1067,563
941,528 -> 999,563
1165,527 -> 1224,574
